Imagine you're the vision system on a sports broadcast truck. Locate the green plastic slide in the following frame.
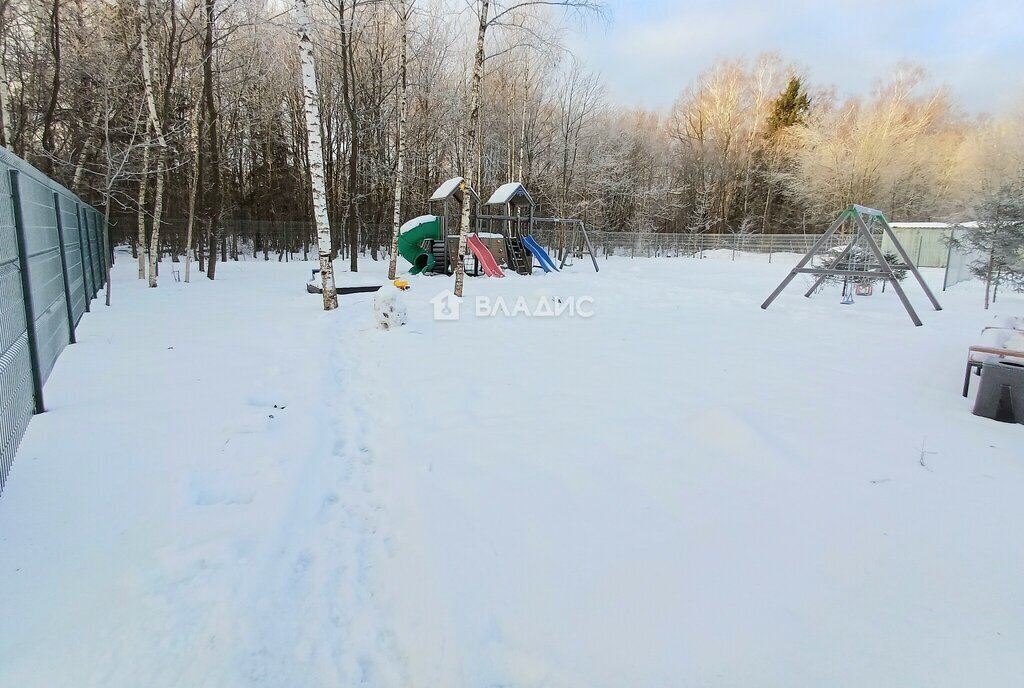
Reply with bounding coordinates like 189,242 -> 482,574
396,215 -> 443,274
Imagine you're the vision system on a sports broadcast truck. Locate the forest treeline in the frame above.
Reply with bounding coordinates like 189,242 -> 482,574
2,0 -> 1023,268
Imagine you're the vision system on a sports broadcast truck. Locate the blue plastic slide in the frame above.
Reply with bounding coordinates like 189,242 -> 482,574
522,234 -> 559,273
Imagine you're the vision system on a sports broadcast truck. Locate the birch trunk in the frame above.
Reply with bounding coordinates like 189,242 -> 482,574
454,0 -> 489,298
139,0 -> 166,288
0,49 -> 11,148
387,0 -> 409,280
184,101 -> 200,282
296,0 -> 338,310
517,59 -> 528,181
0,1 -> 11,149
137,119 -> 150,279
103,187 -> 113,307
103,87 -> 113,306
71,110 -> 103,191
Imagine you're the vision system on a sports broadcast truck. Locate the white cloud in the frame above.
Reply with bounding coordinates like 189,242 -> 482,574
566,0 -> 1024,113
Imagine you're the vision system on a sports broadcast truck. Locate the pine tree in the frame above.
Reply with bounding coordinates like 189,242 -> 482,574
951,176 -> 1024,308
766,76 -> 811,138
814,244 -> 908,286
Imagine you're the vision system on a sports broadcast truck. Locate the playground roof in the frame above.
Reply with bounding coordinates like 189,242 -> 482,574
486,182 -> 533,207
429,177 -> 465,202
849,204 -> 886,218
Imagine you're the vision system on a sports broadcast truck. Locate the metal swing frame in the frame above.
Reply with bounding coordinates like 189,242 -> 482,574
761,204 -> 942,326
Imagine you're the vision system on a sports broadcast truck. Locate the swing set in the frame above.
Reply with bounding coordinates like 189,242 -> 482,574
761,204 -> 942,326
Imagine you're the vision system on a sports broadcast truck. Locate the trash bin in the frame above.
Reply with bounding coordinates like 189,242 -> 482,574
973,360 -> 1024,424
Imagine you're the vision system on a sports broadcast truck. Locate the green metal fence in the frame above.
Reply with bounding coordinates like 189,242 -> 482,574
0,148 -> 107,495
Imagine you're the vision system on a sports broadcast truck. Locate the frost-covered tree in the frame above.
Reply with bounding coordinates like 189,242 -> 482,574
387,0 -> 410,281
296,0 -> 338,309
788,65 -> 959,224
951,177 -> 1024,309
138,0 -> 166,288
1,0 -> 1021,266
453,0 -> 604,297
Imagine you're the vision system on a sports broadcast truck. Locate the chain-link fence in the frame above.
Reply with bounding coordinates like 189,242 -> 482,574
110,216 -> 394,264
115,209 -> 959,271
115,214 -> 857,267
528,229 -> 847,263
0,148 -> 107,496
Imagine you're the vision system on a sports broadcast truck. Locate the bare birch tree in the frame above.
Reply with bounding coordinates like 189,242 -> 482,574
453,0 -> 602,297
0,0 -> 14,149
296,0 -> 338,310
387,0 -> 409,280
452,0 -> 489,298
137,118 -> 149,279
138,0 -> 166,287
183,97 -> 200,283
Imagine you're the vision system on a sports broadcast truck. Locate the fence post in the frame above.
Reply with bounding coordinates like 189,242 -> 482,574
77,204 -> 96,302
100,211 -> 110,285
10,170 -> 45,414
83,209 -> 95,296
74,206 -> 89,311
90,210 -> 103,292
52,193 -> 76,344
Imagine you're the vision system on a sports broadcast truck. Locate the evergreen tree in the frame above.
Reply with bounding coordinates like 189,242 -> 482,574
951,175 -> 1024,308
766,77 -> 811,137
814,244 -> 908,286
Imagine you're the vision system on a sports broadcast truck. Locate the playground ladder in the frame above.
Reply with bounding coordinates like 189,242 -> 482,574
430,240 -> 450,274
505,236 -> 531,275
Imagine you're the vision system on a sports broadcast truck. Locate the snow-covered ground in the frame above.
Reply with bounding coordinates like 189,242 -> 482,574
1,252 -> 1022,687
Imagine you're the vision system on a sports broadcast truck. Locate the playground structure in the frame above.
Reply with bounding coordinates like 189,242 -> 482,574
396,177 -> 599,277
761,204 -> 942,326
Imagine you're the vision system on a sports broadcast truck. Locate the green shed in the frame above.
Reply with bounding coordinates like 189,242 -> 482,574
883,223 -> 953,268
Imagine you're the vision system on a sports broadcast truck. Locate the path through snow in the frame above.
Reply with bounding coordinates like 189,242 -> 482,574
0,259 -> 400,686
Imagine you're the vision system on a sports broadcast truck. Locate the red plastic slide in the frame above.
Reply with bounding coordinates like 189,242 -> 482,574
466,234 -> 505,277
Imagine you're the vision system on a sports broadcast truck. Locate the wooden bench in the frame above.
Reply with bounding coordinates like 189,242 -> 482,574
964,324 -> 1024,396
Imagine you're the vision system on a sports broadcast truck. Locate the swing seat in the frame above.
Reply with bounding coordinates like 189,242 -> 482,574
854,284 -> 873,296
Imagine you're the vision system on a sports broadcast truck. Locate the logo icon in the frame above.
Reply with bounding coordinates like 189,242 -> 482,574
430,290 -> 461,320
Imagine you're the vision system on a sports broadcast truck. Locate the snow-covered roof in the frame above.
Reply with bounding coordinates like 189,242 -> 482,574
429,177 -> 464,202
486,182 -> 533,207
889,222 -> 953,229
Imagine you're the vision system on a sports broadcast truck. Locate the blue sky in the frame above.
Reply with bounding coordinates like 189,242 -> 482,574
565,0 -> 1024,113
